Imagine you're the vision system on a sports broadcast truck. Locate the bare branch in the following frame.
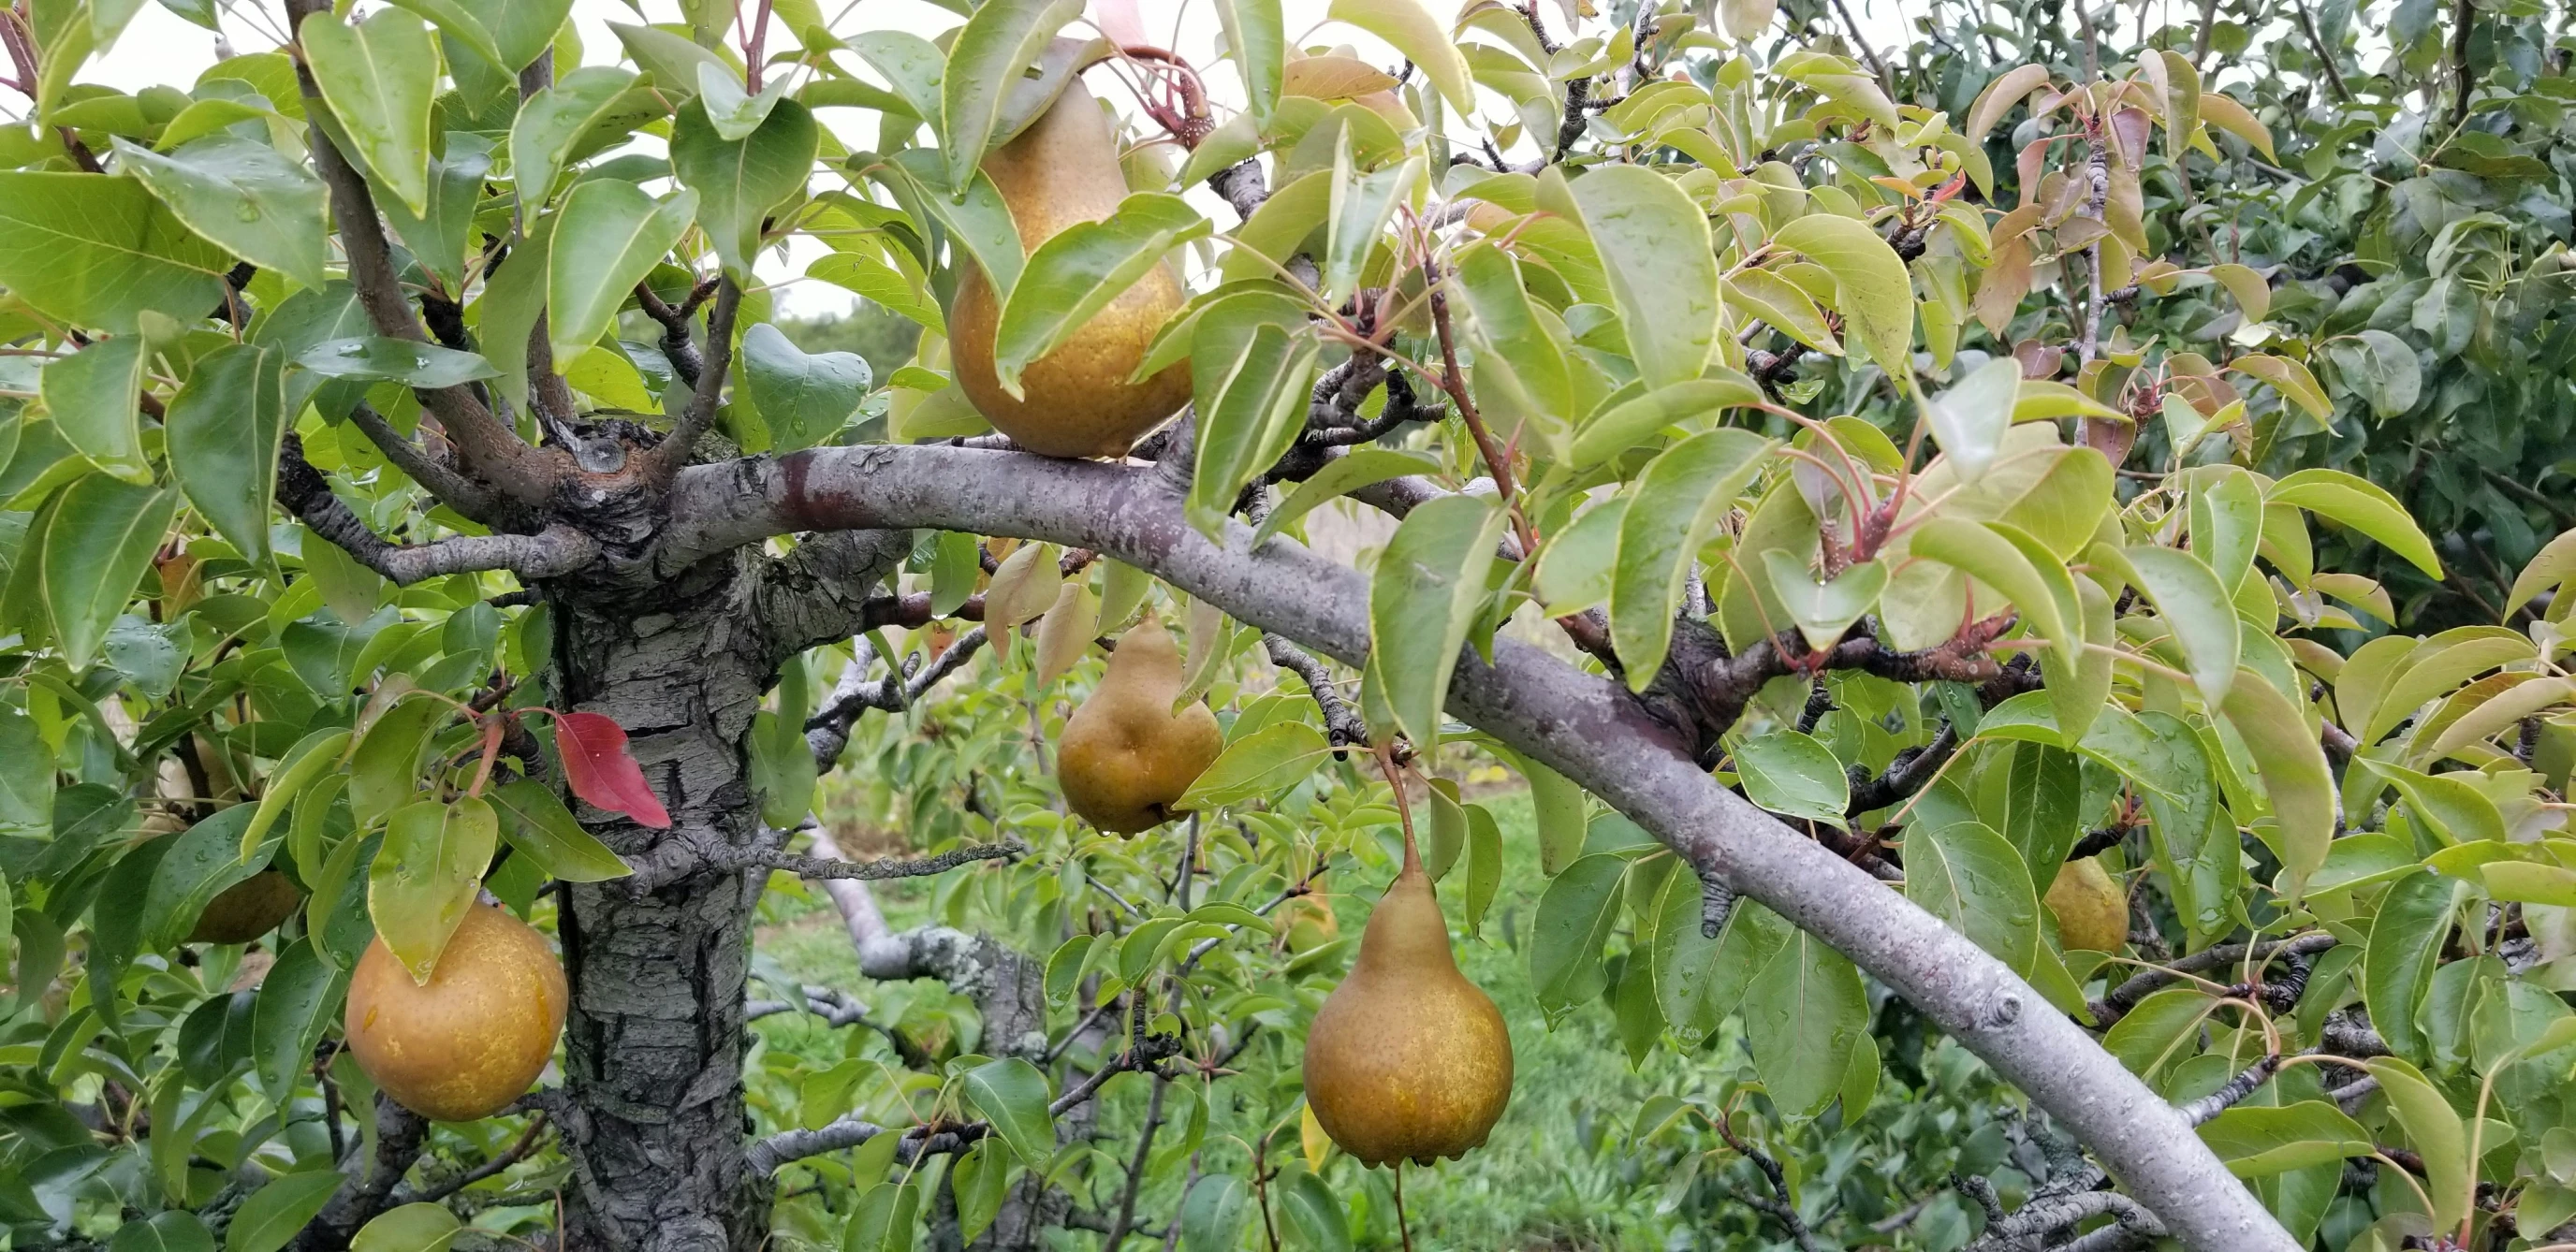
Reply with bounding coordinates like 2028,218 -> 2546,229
402,1114 -> 552,1204
646,277 -> 742,484
278,434 -> 597,585
739,839 -> 1024,881
746,1115 -> 981,1175
2178,1055 -> 2282,1127
344,402 -> 499,517
1263,633 -> 1368,749
808,628 -> 991,770
2092,933 -> 2339,1025
1967,1188 -> 2166,1250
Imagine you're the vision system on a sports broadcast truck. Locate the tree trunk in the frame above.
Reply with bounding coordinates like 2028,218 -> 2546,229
549,552 -> 776,1251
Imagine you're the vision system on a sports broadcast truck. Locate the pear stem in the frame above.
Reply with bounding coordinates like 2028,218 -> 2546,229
1375,743 -> 1422,878
1393,1160 -> 1414,1252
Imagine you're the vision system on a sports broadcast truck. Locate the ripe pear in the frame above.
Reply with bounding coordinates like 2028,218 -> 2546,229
947,79 -> 1192,459
2045,857 -> 2130,954
186,870 -> 302,944
1056,615 -> 1222,834
1301,839 -> 1514,1167
345,902 -> 568,1121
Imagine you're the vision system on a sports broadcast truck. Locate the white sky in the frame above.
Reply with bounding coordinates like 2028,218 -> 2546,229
83,0 -> 1917,315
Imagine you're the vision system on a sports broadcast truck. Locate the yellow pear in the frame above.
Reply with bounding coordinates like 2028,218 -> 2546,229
2045,857 -> 2130,954
345,902 -> 567,1121
1056,615 -> 1222,834
948,79 -> 1192,459
1301,837 -> 1514,1167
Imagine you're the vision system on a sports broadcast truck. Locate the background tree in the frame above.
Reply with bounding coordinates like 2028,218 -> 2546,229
0,0 -> 2571,1247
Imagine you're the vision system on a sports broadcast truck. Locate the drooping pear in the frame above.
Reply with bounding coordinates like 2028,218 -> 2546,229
2044,857 -> 2130,954
345,902 -> 568,1121
1056,615 -> 1222,833
1301,836 -> 1514,1167
948,79 -> 1192,459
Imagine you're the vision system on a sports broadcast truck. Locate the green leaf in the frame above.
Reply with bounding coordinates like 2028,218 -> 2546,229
252,937 -> 348,1103
1608,429 -> 1774,690
507,66 -> 643,210
238,727 -> 355,857
1278,1172 -> 1352,1252
1175,721 -> 1328,811
1902,819 -> 2039,974
2228,353 -> 2331,428
1321,150 -> 1420,306
1921,356 -> 2017,483
2364,870 -> 2460,1060
993,193 -> 1208,398
1743,928 -> 1869,1117
1462,801 -> 1502,939
41,474 -> 176,667
669,97 -> 817,280
2199,1101 -> 2373,1176
2267,468 -> 2442,580
880,149 -> 1025,298
940,0 -> 1086,188
1532,498 -> 1624,617
546,181 -> 698,363
1772,212 -> 1914,374
112,1212 -> 215,1252
1568,375 -> 1765,473
297,337 -> 498,388
740,323 -> 870,452
1324,0 -> 1472,116
1908,517 -> 2070,676
1214,0 -> 1283,123
1569,165 -> 1718,388
368,796 -> 500,983
960,1056 -> 1056,1167
1993,742 -> 2083,873
142,806 -> 270,948
695,61 -> 796,141
374,135 -> 492,295
2218,664 -> 2334,897
750,658 -> 818,826
1530,852 -> 1626,1023
0,171 -> 229,332
38,334 -> 151,482
1761,552 -> 1885,648
1366,492 -> 1509,746
454,0 -> 573,73
1178,1173 -> 1252,1252
350,1203 -> 462,1252
1733,730 -> 1850,823
166,342 -> 287,568
2362,1056 -> 2470,1233
1179,289 -> 1310,531
1252,447 -> 1439,549
224,1170 -> 345,1252
114,135 -> 329,290
2107,545 -> 2240,703
300,8 -> 439,215
488,779 -> 632,881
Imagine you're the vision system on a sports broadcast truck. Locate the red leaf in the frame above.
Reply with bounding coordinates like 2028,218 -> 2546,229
553,711 -> 671,828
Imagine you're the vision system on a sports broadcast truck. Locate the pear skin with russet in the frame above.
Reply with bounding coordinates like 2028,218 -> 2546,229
1055,613 -> 1222,834
947,78 -> 1191,459
1301,828 -> 1514,1167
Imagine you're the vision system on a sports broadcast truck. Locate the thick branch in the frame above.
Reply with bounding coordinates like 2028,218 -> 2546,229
285,1094 -> 428,1251
664,445 -> 2304,1252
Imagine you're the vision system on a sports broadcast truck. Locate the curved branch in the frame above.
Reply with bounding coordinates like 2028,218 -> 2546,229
746,1115 -> 980,1175
665,444 -> 2302,1252
742,839 -> 1023,881
279,435 -> 597,585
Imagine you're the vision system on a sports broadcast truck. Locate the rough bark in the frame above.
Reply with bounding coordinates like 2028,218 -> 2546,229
544,550 -> 783,1251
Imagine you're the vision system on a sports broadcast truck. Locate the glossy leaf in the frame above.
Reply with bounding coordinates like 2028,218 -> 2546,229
0,171 -> 229,332
39,334 -> 151,482
1902,819 -> 2040,974
1570,165 -> 1719,388
1733,730 -> 1850,823
1608,429 -> 1774,690
740,323 -> 870,452
1742,928 -> 1869,1117
941,0 -> 1086,188
1773,212 -> 1914,373
669,97 -> 817,280
960,1056 -> 1056,1167
41,474 -> 177,667
300,8 -> 439,215
1366,492 -> 1508,746
488,779 -> 633,881
994,193 -> 1208,398
115,135 -> 329,290
224,1171 -> 345,1252
547,181 -> 698,363
369,796 -> 500,982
